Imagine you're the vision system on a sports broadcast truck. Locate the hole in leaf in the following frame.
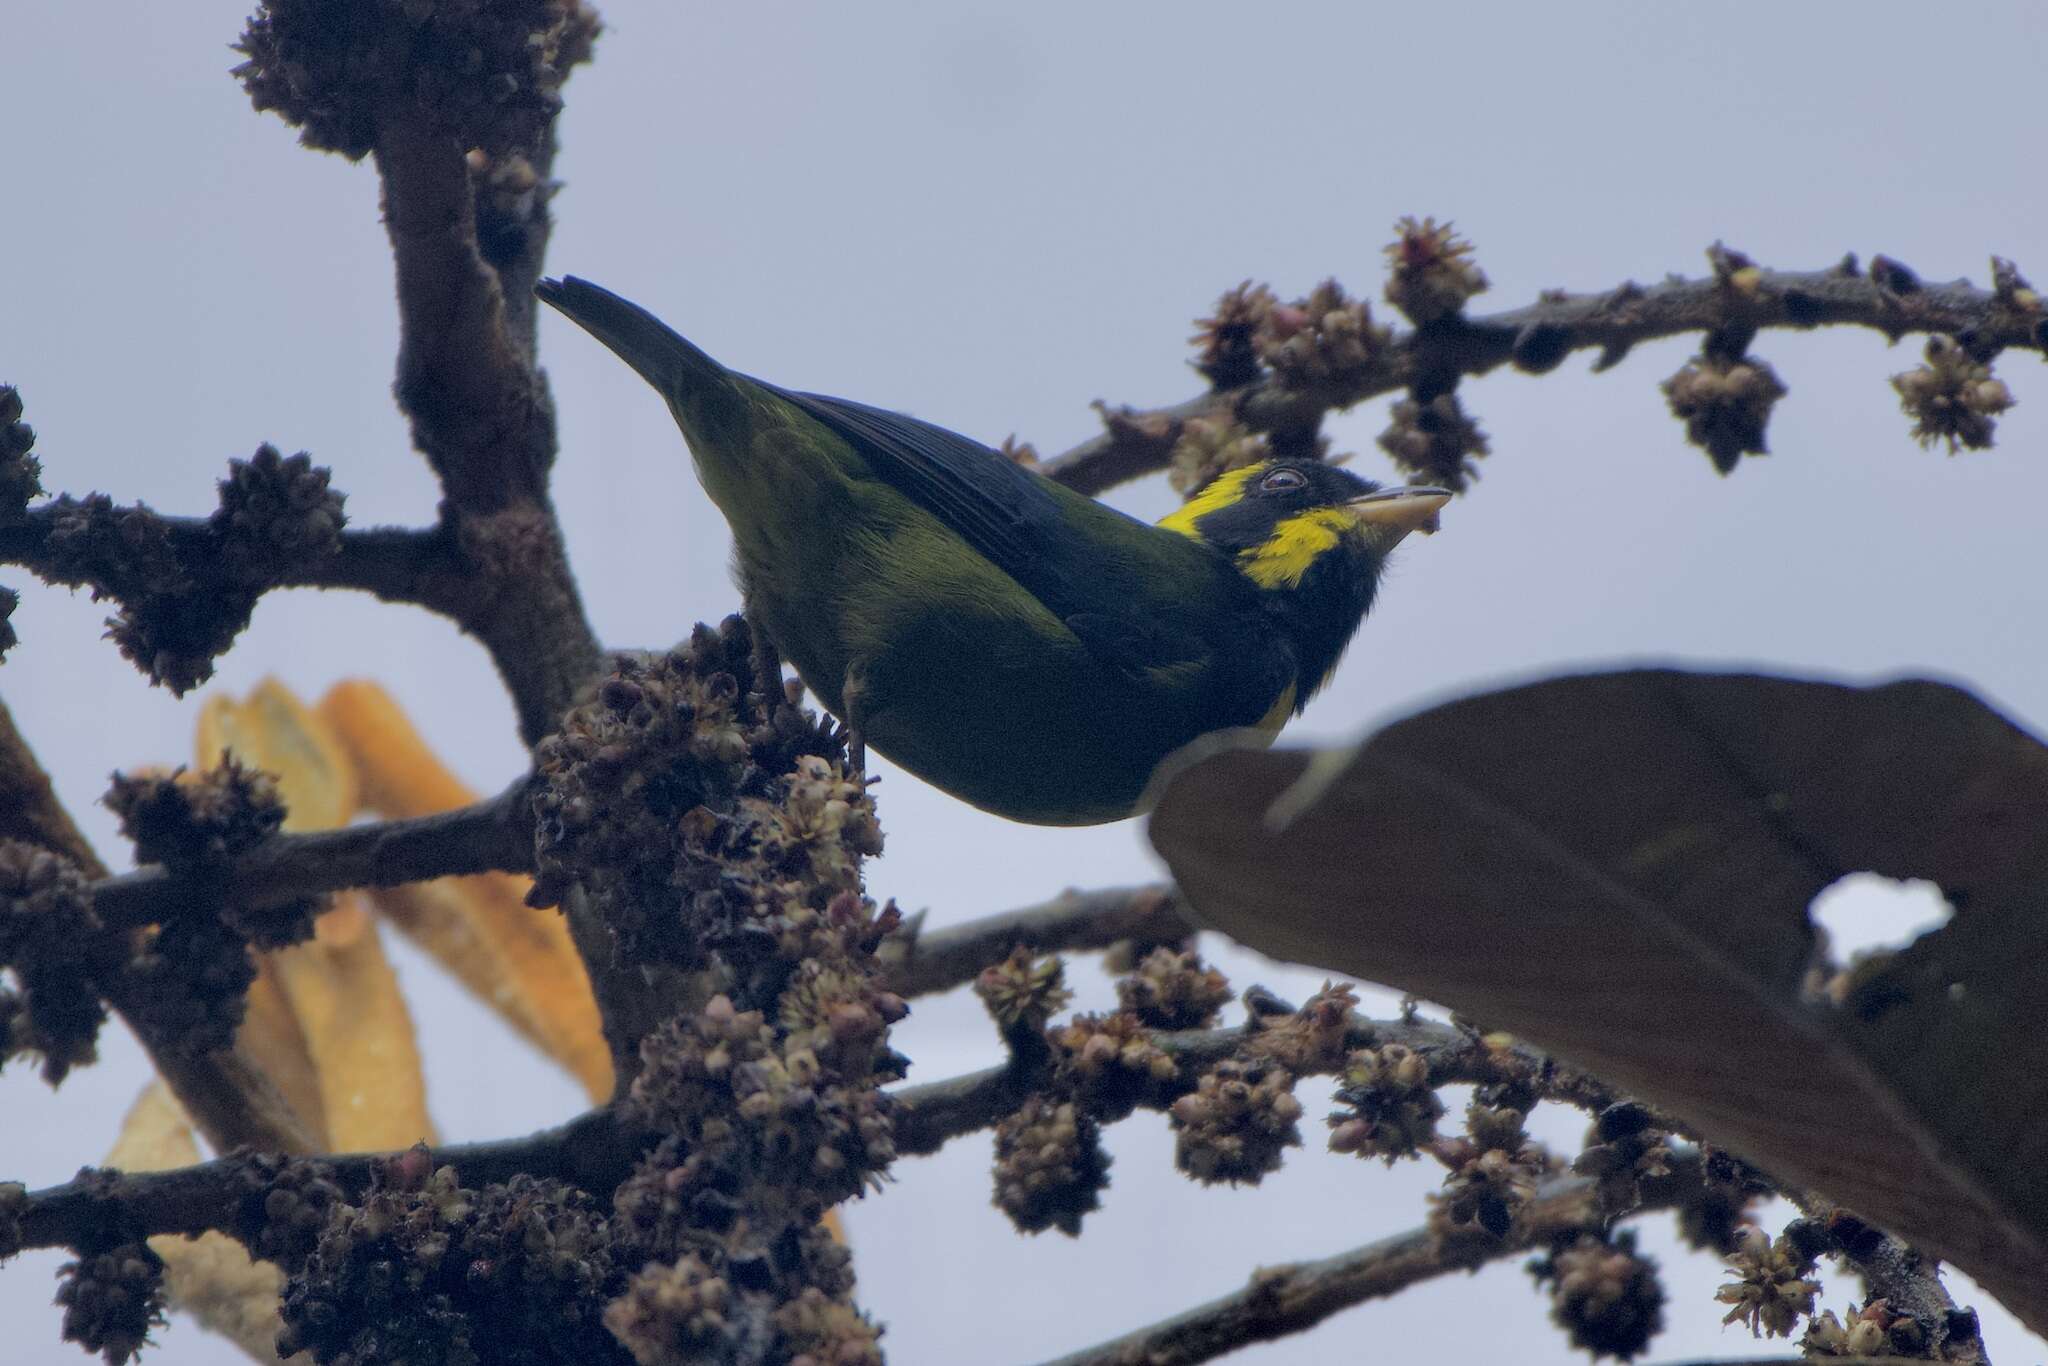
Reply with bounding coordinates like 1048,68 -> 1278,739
1808,873 -> 1953,961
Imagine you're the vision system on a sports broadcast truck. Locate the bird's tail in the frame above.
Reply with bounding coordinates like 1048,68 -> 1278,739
535,276 -> 733,400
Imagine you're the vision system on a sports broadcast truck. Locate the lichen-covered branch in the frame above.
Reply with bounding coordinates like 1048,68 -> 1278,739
1036,1161 -> 1703,1366
1041,246 -> 2046,496
90,777 -> 535,931
879,884 -> 1192,999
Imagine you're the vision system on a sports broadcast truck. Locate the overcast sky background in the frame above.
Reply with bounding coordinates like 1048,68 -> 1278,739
6,2 -> 2047,1363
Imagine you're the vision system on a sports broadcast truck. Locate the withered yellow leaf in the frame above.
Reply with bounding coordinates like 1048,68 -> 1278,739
321,680 -> 612,1101
199,681 -> 435,1149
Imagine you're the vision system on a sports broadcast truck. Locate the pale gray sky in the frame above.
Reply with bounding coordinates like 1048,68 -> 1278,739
5,2 -> 2046,1362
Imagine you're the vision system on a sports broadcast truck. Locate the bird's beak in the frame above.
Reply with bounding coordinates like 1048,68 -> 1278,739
1346,485 -> 1452,539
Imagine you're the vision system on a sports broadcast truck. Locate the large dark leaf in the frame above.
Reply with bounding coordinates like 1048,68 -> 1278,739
1148,670 -> 2048,1333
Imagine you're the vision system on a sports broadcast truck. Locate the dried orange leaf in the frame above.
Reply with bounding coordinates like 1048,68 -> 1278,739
234,968 -> 328,1144
198,680 -> 435,1149
196,679 -> 356,831
263,895 -> 435,1149
369,877 -> 613,1100
1150,669 -> 2048,1335
321,680 -> 611,1100
107,1083 -> 303,1364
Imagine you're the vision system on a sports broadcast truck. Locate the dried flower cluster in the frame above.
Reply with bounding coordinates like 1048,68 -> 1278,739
229,1153 -> 349,1273
1256,279 -> 1393,398
1660,351 -> 1789,474
275,1154 -> 625,1366
0,841 -> 111,1082
974,947 -> 1073,1036
235,0 -> 600,161
1432,1102 -> 1553,1240
22,441 -> 351,692
1326,1042 -> 1442,1163
1891,334 -> 2015,452
1169,1057 -> 1304,1186
1378,390 -> 1490,492
0,384 -> 41,522
1714,1225 -> 1821,1338
528,617 -> 850,961
1048,1010 -> 1180,1120
212,445 -> 346,584
1384,217 -> 1489,326
1571,1102 -> 1675,1215
991,1096 -> 1111,1236
55,1241 -> 167,1366
530,617 -> 901,1358
102,759 -> 319,1057
1529,1232 -> 1665,1361
1675,1146 -> 1766,1255
1190,281 -> 1277,389
1114,946 -> 1231,1030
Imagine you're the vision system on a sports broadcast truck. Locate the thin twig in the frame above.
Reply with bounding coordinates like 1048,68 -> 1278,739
1040,259 -> 2047,496
879,884 -> 1193,999
890,1014 -> 1619,1157
15,1108 -> 634,1254
89,777 -> 535,929
1036,1162 -> 1703,1366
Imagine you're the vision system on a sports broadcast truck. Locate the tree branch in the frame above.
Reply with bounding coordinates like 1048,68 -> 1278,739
879,884 -> 1193,999
0,697 -> 315,1155
0,485 -> 599,743
1035,1161 -> 1703,1366
370,95 -> 603,747
1787,1196 -> 1989,1363
890,1013 -> 1619,1157
13,1108 -> 635,1254
90,777 -> 535,931
1040,257 -> 2048,496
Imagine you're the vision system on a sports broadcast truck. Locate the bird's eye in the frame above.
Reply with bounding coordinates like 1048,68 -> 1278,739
1259,467 -> 1308,493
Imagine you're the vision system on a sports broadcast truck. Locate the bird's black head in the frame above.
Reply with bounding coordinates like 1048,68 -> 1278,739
1158,457 -> 1448,704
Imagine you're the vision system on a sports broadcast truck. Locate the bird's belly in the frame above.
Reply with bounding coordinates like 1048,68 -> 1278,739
730,494 -> 1282,825
822,589 -> 1234,825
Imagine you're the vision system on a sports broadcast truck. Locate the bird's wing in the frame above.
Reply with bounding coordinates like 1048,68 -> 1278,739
771,385 -> 1224,674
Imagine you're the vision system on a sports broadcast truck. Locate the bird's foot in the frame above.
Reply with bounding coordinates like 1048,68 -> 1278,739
747,615 -> 785,719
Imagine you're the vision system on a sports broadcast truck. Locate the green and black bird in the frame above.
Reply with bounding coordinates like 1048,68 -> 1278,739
537,277 -> 1448,825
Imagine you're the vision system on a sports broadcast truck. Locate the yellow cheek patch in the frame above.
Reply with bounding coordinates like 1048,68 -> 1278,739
1237,507 -> 1354,590
1157,463 -> 1262,540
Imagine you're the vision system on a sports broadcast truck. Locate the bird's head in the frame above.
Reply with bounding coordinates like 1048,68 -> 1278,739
1158,457 -> 1449,701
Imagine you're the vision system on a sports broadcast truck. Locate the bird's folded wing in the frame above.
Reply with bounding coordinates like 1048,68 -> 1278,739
774,385 -> 1221,676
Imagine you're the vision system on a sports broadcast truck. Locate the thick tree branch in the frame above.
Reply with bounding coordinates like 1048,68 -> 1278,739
1036,1161 -> 1704,1366
90,778 -> 535,931
1041,257 -> 2048,496
14,1108 -> 635,1254
371,101 -> 603,747
879,884 -> 1193,999
890,1014 -> 1619,1157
